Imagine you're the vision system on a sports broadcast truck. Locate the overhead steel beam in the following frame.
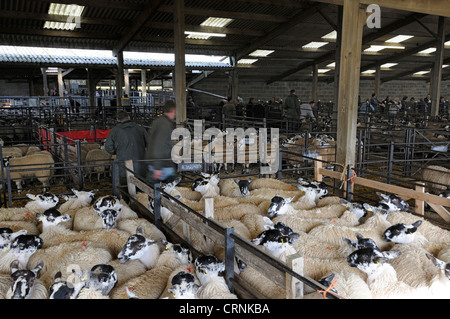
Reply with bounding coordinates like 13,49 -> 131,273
112,0 -> 165,57
266,12 -> 427,84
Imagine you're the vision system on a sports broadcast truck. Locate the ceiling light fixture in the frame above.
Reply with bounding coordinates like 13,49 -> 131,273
302,42 -> 329,49
385,35 -> 414,43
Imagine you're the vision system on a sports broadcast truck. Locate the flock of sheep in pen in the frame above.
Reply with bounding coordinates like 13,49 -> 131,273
0,166 -> 448,299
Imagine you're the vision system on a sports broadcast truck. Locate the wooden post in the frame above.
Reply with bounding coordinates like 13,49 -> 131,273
415,182 -> 425,216
314,156 -> 323,182
125,160 -> 137,200
203,197 -> 215,254
174,0 -> 186,125
41,67 -> 48,97
286,253 -> 304,299
124,69 -> 130,97
57,68 -> 64,105
335,0 -> 365,168
431,16 -> 446,117
312,64 -> 318,102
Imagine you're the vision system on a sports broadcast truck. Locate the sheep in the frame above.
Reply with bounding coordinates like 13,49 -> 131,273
76,264 -> 118,299
0,221 -> 39,236
264,193 -> 348,219
117,226 -> 163,270
25,146 -> 41,156
219,178 -> 252,197
307,203 -> 393,251
272,199 -> 368,233
2,151 -> 55,193
0,227 -> 28,250
49,270 -> 86,299
0,234 -> 43,273
194,255 -> 237,299
166,271 -> 200,299
0,192 -> 59,223
57,189 -> 97,229
6,259 -> 48,299
37,209 -> 130,257
347,248 -> 426,299
421,165 -> 450,194
110,241 -> 193,299
72,195 -> 138,231
27,240 -> 113,290
84,148 -> 112,182
1,146 -> 23,158
116,218 -> 166,242
424,253 -> 450,298
386,211 -> 450,255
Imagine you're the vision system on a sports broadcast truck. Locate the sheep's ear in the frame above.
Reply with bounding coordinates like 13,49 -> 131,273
263,224 -> 273,231
10,260 -> 20,274
426,253 -> 447,270
339,199 -> 349,207
234,179 -> 239,184
342,237 -> 355,248
412,220 -> 422,228
26,194 -> 36,200
285,196 -> 295,204
381,250 -> 401,260
173,195 -> 181,200
262,216 -> 273,226
135,226 -> 144,236
33,260 -> 44,277
61,194 -> 69,201
363,203 -> 373,212
248,178 -> 252,183
71,189 -> 79,195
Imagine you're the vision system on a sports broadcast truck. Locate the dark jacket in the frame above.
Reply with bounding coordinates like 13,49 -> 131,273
284,93 -> 300,118
146,114 -> 175,170
105,119 -> 149,178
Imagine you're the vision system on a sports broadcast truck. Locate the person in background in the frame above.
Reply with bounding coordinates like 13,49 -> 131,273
222,96 -> 236,119
146,100 -> 177,184
122,94 -> 132,114
299,101 -> 316,120
382,96 -> 395,114
105,110 -> 150,201
370,93 -> 385,113
284,89 -> 300,119
424,93 -> 432,110
400,96 -> 408,112
439,96 -> 448,115
187,96 -> 198,118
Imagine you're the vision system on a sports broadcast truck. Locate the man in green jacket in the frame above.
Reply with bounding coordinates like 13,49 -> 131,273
146,100 -> 177,184
105,110 -> 150,199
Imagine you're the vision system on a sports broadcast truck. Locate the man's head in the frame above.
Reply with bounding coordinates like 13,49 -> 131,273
116,110 -> 130,122
290,89 -> 296,95
164,100 -> 177,120
309,101 -> 315,107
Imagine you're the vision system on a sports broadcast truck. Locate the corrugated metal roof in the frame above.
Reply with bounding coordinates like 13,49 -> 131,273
0,45 -> 232,69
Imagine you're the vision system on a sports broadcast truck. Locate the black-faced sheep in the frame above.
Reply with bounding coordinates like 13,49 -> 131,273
6,259 -> 48,299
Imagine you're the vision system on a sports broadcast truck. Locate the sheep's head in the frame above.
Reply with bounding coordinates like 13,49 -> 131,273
0,228 -> 27,250
9,259 -> 43,299
165,242 -> 193,265
347,248 -> 401,275
37,208 -> 71,228
426,254 -> 450,280
377,192 -> 409,212
93,195 -> 122,229
161,177 -> 181,194
252,226 -> 299,260
195,255 -> 225,285
118,226 -> 160,268
382,220 -> 422,244
267,194 -> 295,218
26,192 -> 59,210
71,188 -> 97,205
317,273 -> 338,295
234,178 -> 252,196
49,270 -> 87,299
343,233 -> 379,251
9,234 -> 43,256
168,271 -> 199,299
86,264 -> 118,296
339,200 -> 368,219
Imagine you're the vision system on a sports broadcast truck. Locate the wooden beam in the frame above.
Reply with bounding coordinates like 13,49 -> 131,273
174,0 -> 187,125
336,0 -> 365,168
430,16 -> 446,116
312,64 -> 319,102
115,51 -> 124,108
112,0 -> 165,56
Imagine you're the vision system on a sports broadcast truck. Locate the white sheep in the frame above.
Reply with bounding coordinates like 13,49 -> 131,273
421,165 -> 450,193
76,264 -> 118,299
219,178 -> 252,197
84,148 -> 112,182
27,241 -> 113,290
166,271 -> 200,299
49,270 -> 86,299
72,195 -> 138,231
272,199 -> 367,233
37,208 -> 132,256
110,241 -> 193,299
194,255 -> 237,299
0,221 -> 38,236
0,227 -> 28,250
0,192 -> 59,223
424,253 -> 450,298
2,151 -> 55,193
307,203 -> 393,251
6,259 -> 48,299
347,248 -> 426,298
249,177 -> 298,192
0,234 -> 43,273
